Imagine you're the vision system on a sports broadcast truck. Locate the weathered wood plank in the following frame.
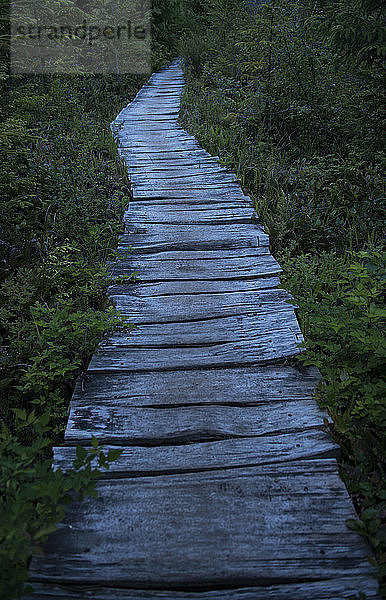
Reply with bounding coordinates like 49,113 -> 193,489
127,92 -> 182,100
134,85 -> 183,91
127,166 -> 234,178
125,157 -> 226,170
116,247 -> 270,261
108,277 -> 281,297
132,180 -> 244,192
99,312 -> 301,345
119,135 -> 197,145
127,159 -> 224,171
119,148 -> 218,160
120,239 -> 268,254
119,133 -> 184,141
127,152 -> 220,162
124,200 -> 255,212
120,113 -> 181,120
121,109 -> 181,117
65,401 -> 325,444
125,197 -> 250,207
125,198 -> 252,210
119,129 -> 181,136
120,118 -> 181,125
89,332 -> 301,372
109,254 -> 281,282
119,223 -> 268,252
130,93 -> 182,100
118,102 -> 181,112
118,131 -> 195,139
146,80 -> 185,85
109,288 -> 295,323
140,82 -> 184,88
55,430 -> 338,473
124,207 -> 256,225
121,148 -> 219,160
128,166 -> 230,178
119,128 -> 187,136
129,172 -> 238,186
118,141 -> 202,151
71,365 -> 321,408
122,109 -> 181,117
118,126 -> 190,135
123,108 -> 180,115
28,461 -> 374,587
125,83 -> 183,92
24,577 -> 380,600
121,98 -> 181,106
130,174 -> 239,187
136,195 -> 253,207
128,190 -> 252,204
142,85 -> 184,91
116,247 -> 268,259
130,188 -> 251,201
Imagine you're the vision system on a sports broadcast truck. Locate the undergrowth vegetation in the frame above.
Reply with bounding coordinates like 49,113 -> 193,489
178,0 -> 385,592
0,4 -> 151,594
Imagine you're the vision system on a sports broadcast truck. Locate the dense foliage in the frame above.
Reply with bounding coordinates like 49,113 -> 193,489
0,1 -> 151,595
0,72 -> 146,597
178,0 -> 385,592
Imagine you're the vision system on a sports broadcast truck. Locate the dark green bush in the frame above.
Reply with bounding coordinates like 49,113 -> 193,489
0,68 -> 144,600
0,412 -> 121,600
179,0 -> 385,253
281,250 -> 386,590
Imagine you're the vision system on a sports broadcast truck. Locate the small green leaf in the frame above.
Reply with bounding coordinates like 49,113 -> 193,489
75,446 -> 87,461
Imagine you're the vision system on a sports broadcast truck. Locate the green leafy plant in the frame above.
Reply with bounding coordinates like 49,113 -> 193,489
281,250 -> 386,590
0,411 -> 122,600
0,15 -> 148,599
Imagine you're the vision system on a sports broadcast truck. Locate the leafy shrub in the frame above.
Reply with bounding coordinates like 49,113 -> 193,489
281,250 -> 385,434
0,46 -> 144,600
0,245 -> 131,437
0,411 -> 121,600
179,0 -> 385,254
280,250 -> 386,590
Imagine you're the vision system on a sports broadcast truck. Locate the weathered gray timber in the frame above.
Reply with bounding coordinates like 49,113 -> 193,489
108,288 -> 294,321
26,60 -> 378,599
64,400 -> 330,445
108,277 -> 281,296
119,223 -> 268,252
70,364 -> 322,405
110,253 -> 281,280
28,463 -> 374,588
125,204 -> 255,220
55,431 -> 338,473
25,578 -> 380,600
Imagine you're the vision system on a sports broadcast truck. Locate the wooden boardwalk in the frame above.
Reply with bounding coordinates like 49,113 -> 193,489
27,61 -> 378,599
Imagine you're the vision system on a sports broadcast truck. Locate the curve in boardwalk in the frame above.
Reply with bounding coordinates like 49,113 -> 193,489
27,61 -> 378,599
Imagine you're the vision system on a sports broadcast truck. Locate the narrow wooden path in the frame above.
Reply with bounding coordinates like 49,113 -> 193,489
27,61 -> 378,599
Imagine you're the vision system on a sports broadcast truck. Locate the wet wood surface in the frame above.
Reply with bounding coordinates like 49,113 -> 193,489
26,60 -> 378,599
